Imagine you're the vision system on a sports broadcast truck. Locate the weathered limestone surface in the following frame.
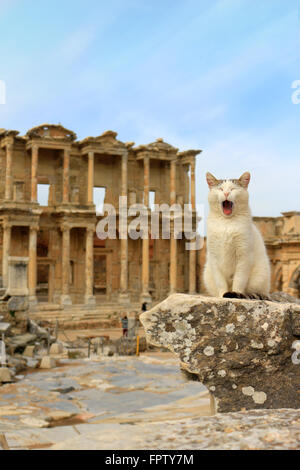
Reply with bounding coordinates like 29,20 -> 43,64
140,294 -> 300,413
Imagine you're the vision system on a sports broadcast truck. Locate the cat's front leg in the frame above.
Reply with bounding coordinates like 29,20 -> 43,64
209,257 -> 229,297
231,252 -> 252,296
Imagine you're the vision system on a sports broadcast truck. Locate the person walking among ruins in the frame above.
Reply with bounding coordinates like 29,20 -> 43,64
121,315 -> 128,337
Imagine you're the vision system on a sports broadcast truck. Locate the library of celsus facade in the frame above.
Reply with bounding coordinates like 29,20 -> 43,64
0,124 -> 201,319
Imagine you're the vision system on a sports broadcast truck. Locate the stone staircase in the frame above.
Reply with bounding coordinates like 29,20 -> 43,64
27,302 -> 142,329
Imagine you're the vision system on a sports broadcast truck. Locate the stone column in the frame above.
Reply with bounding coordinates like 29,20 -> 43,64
63,148 -> 70,204
169,159 -> 177,294
61,227 -> 72,305
28,227 -> 38,305
31,145 -> 38,202
2,225 -> 11,288
190,159 -> 196,209
87,151 -> 94,205
189,159 -> 196,294
85,227 -> 96,305
119,152 -> 130,304
141,155 -> 151,305
5,143 -> 13,201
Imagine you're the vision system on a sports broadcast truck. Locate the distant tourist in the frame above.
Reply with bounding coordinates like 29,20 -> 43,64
121,315 -> 128,337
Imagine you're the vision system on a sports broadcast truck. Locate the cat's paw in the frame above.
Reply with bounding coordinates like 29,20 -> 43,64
223,292 -> 246,299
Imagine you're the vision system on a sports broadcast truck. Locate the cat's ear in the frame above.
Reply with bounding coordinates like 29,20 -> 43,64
206,172 -> 218,188
239,172 -> 251,189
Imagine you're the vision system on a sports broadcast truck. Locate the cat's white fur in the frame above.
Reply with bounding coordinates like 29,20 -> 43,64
203,172 -> 271,298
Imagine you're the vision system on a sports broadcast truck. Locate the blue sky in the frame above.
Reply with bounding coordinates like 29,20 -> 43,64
0,0 -> 299,218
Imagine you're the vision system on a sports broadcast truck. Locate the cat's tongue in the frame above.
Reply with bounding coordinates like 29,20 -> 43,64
223,200 -> 233,215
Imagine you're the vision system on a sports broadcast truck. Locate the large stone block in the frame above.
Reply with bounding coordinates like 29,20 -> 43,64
0,367 -> 13,383
49,343 -> 63,355
140,294 -> 300,413
40,356 -> 56,369
7,296 -> 28,312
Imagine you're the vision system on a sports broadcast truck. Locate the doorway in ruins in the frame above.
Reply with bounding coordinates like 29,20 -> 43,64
37,263 -> 50,303
94,254 -> 107,299
94,251 -> 111,302
69,228 -> 86,305
11,226 -> 29,257
36,230 -> 52,303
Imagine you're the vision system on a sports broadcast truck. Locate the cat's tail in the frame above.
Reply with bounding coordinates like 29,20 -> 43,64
247,291 -> 300,303
268,291 -> 300,304
223,291 -> 300,303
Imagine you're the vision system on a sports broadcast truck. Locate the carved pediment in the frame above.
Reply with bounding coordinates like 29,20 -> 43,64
79,130 -> 127,153
0,129 -> 19,138
26,124 -> 77,142
134,138 -> 179,159
135,138 -> 178,154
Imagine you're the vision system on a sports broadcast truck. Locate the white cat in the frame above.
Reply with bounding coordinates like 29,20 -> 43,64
203,172 -> 271,299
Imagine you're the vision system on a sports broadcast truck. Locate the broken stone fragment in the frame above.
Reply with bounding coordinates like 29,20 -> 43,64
26,358 -> 39,369
100,345 -> 116,357
20,416 -> 50,428
6,356 -> 27,374
49,343 -> 64,355
23,345 -> 36,357
6,333 -> 37,353
39,356 -> 56,369
7,296 -> 28,312
0,367 -> 13,383
140,294 -> 300,413
46,410 -> 76,423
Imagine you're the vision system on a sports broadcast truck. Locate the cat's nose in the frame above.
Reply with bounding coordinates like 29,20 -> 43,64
224,192 -> 230,199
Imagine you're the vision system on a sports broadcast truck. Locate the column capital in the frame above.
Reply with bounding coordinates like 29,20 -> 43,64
121,150 -> 128,162
61,224 -> 71,232
2,222 -> 12,231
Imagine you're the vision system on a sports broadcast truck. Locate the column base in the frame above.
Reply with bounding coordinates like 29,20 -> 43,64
53,292 -> 61,304
28,295 -> 38,307
84,294 -> 96,306
118,293 -> 130,306
60,295 -> 72,306
168,289 -> 177,297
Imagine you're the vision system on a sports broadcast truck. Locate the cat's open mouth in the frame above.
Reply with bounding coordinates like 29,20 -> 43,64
222,200 -> 233,215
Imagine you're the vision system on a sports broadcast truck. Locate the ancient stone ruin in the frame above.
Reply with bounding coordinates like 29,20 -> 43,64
0,125 -> 201,328
140,293 -> 300,413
